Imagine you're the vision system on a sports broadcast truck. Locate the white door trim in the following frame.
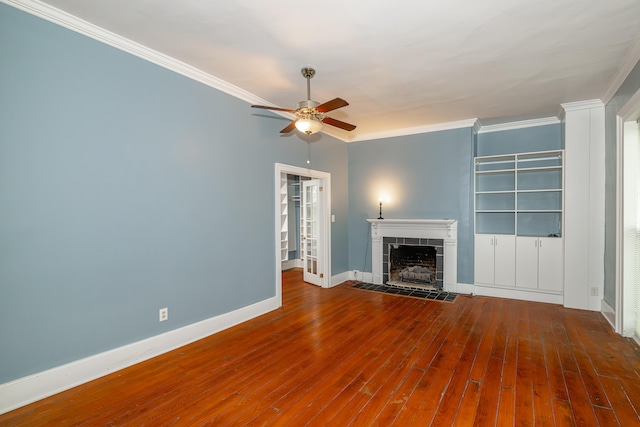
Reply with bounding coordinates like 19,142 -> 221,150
615,88 -> 640,334
274,163 -> 331,305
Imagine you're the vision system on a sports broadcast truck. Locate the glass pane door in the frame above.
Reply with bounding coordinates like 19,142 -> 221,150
302,179 -> 321,286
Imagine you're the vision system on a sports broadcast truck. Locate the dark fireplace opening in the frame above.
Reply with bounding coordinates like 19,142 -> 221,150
386,243 -> 443,290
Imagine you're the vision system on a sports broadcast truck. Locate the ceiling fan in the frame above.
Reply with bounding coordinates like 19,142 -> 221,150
251,67 -> 356,135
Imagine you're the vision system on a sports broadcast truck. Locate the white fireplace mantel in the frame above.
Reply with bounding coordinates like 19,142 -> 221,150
367,219 -> 458,291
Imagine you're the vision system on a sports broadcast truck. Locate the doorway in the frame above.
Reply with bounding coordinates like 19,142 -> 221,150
274,164 -> 331,305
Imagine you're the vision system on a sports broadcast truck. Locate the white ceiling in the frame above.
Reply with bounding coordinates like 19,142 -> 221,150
15,0 -> 640,141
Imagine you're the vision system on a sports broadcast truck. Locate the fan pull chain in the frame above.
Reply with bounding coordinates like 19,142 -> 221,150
307,135 -> 311,165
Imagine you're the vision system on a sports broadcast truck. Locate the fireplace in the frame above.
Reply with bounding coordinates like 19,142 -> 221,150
367,219 -> 457,292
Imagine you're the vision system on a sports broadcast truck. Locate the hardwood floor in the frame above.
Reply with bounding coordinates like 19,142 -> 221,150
2,269 -> 640,426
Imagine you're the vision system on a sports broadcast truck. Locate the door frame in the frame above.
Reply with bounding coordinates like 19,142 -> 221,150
274,163 -> 331,305
615,87 -> 640,336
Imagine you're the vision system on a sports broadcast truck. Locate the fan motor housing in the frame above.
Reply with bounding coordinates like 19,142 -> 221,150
297,100 -> 320,110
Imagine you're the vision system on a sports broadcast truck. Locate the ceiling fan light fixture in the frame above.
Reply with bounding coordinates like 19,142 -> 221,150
251,67 -> 355,135
295,117 -> 323,134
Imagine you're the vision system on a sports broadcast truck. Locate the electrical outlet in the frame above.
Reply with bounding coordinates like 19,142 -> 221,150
159,307 -> 168,322
590,287 -> 598,297
353,270 -> 359,280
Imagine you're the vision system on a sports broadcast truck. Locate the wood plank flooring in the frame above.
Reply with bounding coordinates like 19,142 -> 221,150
2,269 -> 640,426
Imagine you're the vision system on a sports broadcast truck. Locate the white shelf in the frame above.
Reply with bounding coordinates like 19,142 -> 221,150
517,189 -> 562,193
476,190 -> 516,194
517,210 -> 563,213
517,166 -> 562,171
476,169 -> 516,174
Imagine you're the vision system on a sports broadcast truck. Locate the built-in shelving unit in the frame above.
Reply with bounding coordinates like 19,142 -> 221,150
475,150 -> 563,237
474,150 -> 564,298
280,173 -> 288,262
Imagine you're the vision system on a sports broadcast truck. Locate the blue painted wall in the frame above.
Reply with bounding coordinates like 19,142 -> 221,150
604,59 -> 640,307
476,124 -> 563,156
347,128 -> 475,284
0,3 -> 348,383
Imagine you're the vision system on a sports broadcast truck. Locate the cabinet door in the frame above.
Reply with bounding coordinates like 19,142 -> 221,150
516,237 -> 539,289
538,237 -> 564,292
474,234 -> 495,285
494,235 -> 516,287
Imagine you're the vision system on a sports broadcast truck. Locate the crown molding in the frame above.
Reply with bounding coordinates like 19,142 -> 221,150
601,33 -> 640,105
561,99 -> 605,112
1,0 -> 275,108
557,106 -> 566,122
347,119 -> 479,143
477,117 -> 561,134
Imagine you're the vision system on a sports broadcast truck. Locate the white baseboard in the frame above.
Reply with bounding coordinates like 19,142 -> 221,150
0,296 -> 280,415
601,299 -> 616,330
473,284 -> 564,305
454,283 -> 475,294
282,259 -> 303,270
349,270 -> 373,283
330,271 -> 350,287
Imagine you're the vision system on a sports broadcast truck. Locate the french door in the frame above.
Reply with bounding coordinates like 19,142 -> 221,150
302,179 -> 324,286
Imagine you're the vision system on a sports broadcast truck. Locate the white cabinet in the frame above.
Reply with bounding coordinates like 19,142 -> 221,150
537,237 -> 564,292
474,234 -> 515,287
516,237 -> 563,292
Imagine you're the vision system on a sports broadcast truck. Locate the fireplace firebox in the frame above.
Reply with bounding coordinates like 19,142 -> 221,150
385,239 -> 443,290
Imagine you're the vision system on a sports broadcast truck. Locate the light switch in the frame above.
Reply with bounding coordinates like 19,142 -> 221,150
331,214 -> 335,222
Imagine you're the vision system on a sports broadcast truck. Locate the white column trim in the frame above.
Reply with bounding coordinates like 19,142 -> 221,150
561,99 -> 605,112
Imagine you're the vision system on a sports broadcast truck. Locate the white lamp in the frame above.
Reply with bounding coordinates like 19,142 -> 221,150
295,118 -> 323,134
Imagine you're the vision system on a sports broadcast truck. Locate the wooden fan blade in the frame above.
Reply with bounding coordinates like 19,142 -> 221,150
315,98 -> 349,113
322,116 -> 356,131
251,105 -> 296,113
280,121 -> 298,133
